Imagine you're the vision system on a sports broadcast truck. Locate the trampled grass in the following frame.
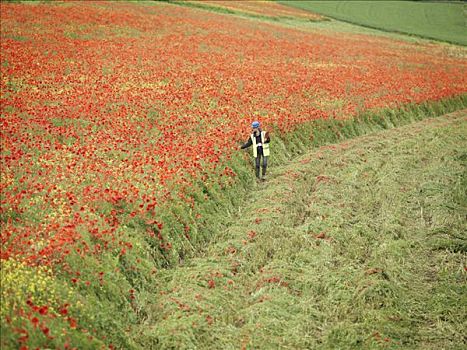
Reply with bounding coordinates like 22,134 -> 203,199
280,0 -> 467,46
143,110 -> 467,349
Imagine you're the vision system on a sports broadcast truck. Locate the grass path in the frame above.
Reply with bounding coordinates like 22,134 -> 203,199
137,110 -> 466,349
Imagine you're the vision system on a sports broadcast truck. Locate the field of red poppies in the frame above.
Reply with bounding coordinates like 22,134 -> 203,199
1,1 -> 466,348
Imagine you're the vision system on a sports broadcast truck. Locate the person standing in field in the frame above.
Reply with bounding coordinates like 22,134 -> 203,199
240,121 -> 270,181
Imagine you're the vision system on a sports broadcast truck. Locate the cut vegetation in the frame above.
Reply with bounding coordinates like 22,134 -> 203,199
138,110 -> 467,349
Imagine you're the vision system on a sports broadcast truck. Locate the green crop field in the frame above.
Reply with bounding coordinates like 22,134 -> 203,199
280,0 -> 467,46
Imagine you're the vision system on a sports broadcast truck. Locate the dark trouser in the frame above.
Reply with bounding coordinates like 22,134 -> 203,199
255,151 -> 268,178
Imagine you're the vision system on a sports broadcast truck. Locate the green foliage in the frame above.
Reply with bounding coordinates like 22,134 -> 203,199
280,0 -> 467,45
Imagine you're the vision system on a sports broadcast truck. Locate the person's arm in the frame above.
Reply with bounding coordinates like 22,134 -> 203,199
240,136 -> 252,149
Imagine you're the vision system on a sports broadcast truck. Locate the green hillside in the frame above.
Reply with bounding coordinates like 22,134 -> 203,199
280,1 -> 466,45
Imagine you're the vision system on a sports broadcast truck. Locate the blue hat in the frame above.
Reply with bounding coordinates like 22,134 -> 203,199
252,121 -> 260,128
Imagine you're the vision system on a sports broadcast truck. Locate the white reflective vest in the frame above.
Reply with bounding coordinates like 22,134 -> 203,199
251,131 -> 270,158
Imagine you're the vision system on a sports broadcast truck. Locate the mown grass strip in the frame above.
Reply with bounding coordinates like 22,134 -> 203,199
280,0 -> 467,46
155,96 -> 467,268
141,109 -> 467,349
